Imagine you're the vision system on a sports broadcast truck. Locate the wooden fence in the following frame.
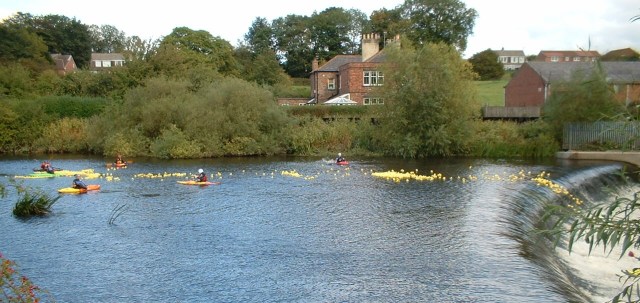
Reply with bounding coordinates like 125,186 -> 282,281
563,122 -> 640,150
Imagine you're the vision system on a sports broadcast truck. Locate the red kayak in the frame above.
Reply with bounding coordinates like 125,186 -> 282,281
337,161 -> 349,166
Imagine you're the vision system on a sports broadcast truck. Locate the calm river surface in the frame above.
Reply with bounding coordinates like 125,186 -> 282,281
1,155 -> 638,302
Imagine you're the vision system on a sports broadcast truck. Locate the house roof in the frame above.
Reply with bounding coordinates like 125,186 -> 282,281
526,61 -> 640,84
494,50 -> 525,57
91,53 -> 125,61
601,48 -> 640,61
315,55 -> 361,72
537,50 -> 601,57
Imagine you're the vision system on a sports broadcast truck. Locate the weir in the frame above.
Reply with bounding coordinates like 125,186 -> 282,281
557,151 -> 640,168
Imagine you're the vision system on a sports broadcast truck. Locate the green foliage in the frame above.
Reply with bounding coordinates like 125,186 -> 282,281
156,27 -> 239,78
150,124 -> 203,159
285,117 -> 357,155
13,189 -> 60,217
38,117 -> 89,153
0,22 -> 50,68
468,49 -> 505,80
1,252 -> 52,302
542,190 -> 640,303
401,0 -> 478,51
39,95 -> 107,118
0,63 -> 36,99
543,63 -> 626,140
468,120 -> 558,158
377,41 -> 480,157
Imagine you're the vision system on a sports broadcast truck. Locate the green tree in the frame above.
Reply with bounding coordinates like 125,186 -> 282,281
154,27 -> 239,78
468,49 -> 504,80
542,63 -> 625,140
272,14 -> 313,78
400,0 -> 478,52
0,23 -> 50,69
309,7 -> 366,59
33,14 -> 92,68
377,41 -> 480,157
369,8 -> 405,50
243,17 -> 275,56
88,24 -> 126,53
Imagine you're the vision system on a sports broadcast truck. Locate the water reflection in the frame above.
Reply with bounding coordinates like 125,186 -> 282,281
0,156 -> 634,302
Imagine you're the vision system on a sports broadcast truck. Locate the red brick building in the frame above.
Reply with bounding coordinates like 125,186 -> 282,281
534,50 -> 600,63
50,53 -> 77,75
308,33 -> 394,105
505,61 -> 640,107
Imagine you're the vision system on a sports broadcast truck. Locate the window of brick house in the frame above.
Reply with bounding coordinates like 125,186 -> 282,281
363,71 -> 384,86
551,56 -> 559,62
363,97 -> 384,105
328,78 -> 336,90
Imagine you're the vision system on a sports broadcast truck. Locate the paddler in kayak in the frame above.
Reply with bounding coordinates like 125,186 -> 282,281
115,154 -> 126,166
336,153 -> 346,164
196,168 -> 208,182
72,174 -> 88,190
41,161 -> 55,174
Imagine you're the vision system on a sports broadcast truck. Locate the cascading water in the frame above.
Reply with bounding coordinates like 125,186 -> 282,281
504,163 -> 640,303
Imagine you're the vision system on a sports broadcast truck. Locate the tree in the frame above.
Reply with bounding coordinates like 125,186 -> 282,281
88,24 -> 126,53
376,41 -> 480,157
272,14 -> 313,78
32,14 -> 92,68
153,27 -> 239,78
243,17 -> 275,56
400,0 -> 477,52
369,8 -> 405,50
468,49 -> 504,80
542,63 -> 625,140
0,23 -> 50,68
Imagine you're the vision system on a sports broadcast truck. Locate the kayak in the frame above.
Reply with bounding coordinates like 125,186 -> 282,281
58,184 -> 101,194
177,181 -> 220,186
337,161 -> 349,165
33,167 -> 62,172
15,173 -> 58,179
108,162 -> 128,168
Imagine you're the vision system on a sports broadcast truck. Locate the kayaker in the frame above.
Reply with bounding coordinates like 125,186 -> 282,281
115,154 -> 126,166
45,163 -> 55,174
196,168 -> 208,182
72,174 -> 88,189
336,153 -> 346,163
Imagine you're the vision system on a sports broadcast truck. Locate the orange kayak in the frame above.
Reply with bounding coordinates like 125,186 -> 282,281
58,184 -> 101,194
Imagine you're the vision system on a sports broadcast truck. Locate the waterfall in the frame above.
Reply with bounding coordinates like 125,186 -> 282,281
504,163 -> 640,303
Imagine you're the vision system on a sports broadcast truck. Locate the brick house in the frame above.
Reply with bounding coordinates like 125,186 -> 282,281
494,49 -> 526,70
50,53 -> 77,75
534,50 -> 600,63
601,48 -> 640,61
505,61 -> 640,107
90,53 -> 125,71
308,33 -> 394,105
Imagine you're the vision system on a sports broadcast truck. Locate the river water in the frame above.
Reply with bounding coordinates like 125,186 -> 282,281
1,155 -> 639,302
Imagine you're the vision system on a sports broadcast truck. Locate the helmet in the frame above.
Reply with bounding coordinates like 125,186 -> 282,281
338,153 -> 342,156
198,169 -> 203,173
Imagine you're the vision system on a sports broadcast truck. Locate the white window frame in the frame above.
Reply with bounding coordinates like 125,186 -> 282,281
363,97 -> 384,105
327,78 -> 336,90
363,71 -> 384,86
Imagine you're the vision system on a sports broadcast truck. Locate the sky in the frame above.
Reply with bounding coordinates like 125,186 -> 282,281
1,0 -> 639,58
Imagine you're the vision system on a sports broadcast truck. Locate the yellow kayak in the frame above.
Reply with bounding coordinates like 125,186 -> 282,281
58,184 -> 101,194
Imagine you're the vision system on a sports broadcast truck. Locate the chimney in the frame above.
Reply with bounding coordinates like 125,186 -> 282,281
361,33 -> 381,61
312,57 -> 319,71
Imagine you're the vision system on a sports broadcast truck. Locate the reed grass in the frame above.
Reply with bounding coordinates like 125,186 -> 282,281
12,191 -> 60,217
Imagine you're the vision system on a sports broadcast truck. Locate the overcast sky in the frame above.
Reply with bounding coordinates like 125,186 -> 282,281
1,0 -> 639,58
